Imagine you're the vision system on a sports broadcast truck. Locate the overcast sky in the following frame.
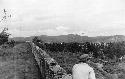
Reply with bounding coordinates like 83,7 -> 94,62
0,0 -> 124,37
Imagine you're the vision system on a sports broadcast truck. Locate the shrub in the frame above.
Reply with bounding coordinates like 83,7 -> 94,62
0,28 -> 10,45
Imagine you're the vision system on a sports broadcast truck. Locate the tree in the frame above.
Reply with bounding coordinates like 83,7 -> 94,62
32,36 -> 41,43
0,9 -> 11,45
0,27 -> 10,45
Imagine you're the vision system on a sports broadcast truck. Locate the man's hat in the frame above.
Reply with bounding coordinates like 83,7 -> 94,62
79,54 -> 92,60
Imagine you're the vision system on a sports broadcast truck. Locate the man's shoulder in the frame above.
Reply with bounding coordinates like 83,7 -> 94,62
73,63 -> 94,72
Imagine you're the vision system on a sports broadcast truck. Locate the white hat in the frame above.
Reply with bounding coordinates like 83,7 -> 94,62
79,54 -> 91,60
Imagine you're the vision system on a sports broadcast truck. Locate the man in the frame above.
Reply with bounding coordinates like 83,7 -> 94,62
72,54 -> 96,79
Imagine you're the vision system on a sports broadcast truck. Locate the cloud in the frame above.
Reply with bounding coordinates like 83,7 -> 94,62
42,29 -> 68,36
8,28 -> 69,37
0,0 -> 3,6
8,28 -> 42,37
56,26 -> 69,31
0,0 -> 124,37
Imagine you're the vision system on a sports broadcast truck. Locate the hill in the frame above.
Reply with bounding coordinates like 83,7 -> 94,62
9,34 -> 125,43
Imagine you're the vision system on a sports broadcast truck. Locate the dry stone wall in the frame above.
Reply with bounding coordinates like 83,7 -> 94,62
27,42 -> 72,79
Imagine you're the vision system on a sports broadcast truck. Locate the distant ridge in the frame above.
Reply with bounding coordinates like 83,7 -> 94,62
9,34 -> 125,43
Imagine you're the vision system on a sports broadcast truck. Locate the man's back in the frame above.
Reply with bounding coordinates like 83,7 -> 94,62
72,63 -> 96,79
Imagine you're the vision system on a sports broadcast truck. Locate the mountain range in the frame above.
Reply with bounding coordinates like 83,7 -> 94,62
9,34 -> 125,43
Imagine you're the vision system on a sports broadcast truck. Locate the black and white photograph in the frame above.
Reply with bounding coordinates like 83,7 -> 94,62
0,0 -> 124,79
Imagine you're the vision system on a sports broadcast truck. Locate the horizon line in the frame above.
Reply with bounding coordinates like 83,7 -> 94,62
9,34 -> 125,38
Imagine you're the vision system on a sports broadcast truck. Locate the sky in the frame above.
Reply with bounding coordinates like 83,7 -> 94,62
0,0 -> 124,37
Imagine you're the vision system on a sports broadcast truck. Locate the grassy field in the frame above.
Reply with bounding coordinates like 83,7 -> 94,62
48,51 -> 125,79
0,43 -> 42,79
47,51 -> 80,74
1,42 -> 125,79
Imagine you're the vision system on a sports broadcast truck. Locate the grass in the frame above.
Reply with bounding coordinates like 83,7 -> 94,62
0,43 -> 42,79
47,51 -> 80,74
47,51 -> 125,79
1,42 -> 125,79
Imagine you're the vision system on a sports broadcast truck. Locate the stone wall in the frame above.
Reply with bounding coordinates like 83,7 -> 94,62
28,42 -> 72,79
